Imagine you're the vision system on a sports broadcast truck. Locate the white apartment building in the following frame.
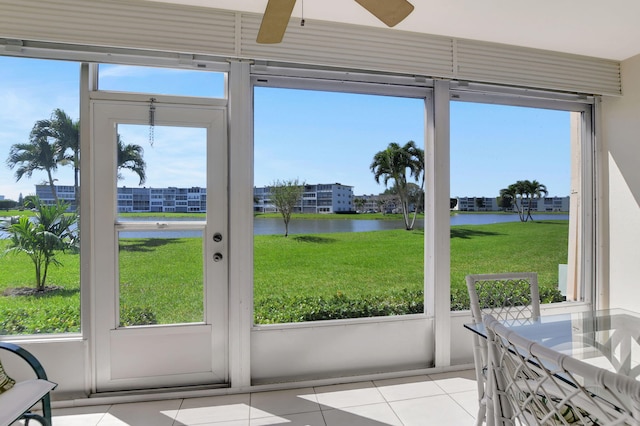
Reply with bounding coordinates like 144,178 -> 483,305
254,183 -> 353,214
35,184 -> 78,210
37,184 -> 207,213
455,196 -> 570,212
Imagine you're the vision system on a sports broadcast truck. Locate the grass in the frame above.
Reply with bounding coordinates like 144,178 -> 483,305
450,220 -> 568,289
119,237 -> 204,324
0,209 -> 35,218
0,220 -> 568,332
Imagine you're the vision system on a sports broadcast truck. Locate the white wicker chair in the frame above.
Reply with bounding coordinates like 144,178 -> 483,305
466,273 -> 541,425
484,314 -> 640,425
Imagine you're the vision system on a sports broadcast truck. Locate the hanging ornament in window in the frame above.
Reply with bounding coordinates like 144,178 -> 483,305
148,97 -> 156,146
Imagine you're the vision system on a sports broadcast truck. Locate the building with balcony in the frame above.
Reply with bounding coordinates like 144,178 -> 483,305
254,183 -> 353,214
37,185 -> 208,213
35,184 -> 77,210
455,196 -> 570,212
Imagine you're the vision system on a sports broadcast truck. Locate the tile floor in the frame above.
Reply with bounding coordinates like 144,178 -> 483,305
43,370 -> 478,425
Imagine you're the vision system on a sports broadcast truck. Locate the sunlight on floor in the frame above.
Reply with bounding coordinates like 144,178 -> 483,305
41,370 -> 478,425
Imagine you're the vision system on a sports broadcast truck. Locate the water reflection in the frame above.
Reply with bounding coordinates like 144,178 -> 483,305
255,214 -> 567,235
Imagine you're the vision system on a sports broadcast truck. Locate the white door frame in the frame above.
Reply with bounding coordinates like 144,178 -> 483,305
89,94 -> 228,392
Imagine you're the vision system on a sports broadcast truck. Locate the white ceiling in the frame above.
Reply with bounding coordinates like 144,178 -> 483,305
148,0 -> 640,61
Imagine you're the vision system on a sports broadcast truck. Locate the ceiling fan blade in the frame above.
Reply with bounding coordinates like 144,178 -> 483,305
257,0 -> 297,44
354,0 -> 414,27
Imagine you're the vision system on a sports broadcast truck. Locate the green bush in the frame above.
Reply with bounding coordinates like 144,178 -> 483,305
449,283 -> 565,311
0,306 -> 80,334
0,287 -> 565,333
0,305 -> 158,333
119,306 -> 158,326
255,289 -> 424,324
255,284 -> 566,324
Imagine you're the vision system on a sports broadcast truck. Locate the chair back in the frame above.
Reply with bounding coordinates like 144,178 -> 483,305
466,272 -> 541,326
466,272 -> 541,426
484,314 -> 640,425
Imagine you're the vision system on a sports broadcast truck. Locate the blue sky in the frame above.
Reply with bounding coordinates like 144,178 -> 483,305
0,56 -> 570,201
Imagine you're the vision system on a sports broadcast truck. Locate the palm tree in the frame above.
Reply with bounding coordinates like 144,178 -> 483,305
31,109 -> 80,209
524,180 -> 548,221
370,141 -> 424,230
8,109 -> 148,214
117,134 -> 147,185
7,134 -> 61,203
511,181 -> 529,221
405,141 -> 425,229
499,180 -> 547,222
2,197 -> 77,291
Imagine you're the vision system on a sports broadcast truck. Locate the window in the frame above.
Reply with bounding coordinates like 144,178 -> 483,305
449,98 -> 590,309
98,64 -> 225,98
253,83 -> 426,324
0,57 -> 81,335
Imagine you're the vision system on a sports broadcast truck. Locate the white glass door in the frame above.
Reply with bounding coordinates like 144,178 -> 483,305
91,97 -> 227,392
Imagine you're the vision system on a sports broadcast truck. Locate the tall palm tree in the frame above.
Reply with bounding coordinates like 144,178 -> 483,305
405,141 -> 425,229
31,109 -> 80,209
7,134 -> 61,203
499,180 -> 547,222
370,141 -> 424,230
499,185 -> 518,216
524,180 -> 548,221
8,110 -> 148,210
117,134 -> 147,185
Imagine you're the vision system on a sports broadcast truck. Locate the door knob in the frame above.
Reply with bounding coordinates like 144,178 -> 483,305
213,253 -> 223,262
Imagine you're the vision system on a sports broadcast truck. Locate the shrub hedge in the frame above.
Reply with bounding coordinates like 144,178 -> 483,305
0,305 -> 158,334
1,286 -> 565,332
254,284 -> 565,324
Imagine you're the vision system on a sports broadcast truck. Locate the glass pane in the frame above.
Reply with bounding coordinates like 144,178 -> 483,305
98,64 -> 225,98
0,57 -> 81,335
253,86 -> 425,324
116,124 -> 207,217
449,101 -> 571,310
115,124 -> 207,326
118,230 -> 204,326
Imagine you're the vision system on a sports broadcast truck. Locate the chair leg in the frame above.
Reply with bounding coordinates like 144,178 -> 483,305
22,412 -> 51,426
476,403 -> 486,426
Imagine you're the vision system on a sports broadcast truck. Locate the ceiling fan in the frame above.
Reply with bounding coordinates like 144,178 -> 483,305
257,0 -> 415,44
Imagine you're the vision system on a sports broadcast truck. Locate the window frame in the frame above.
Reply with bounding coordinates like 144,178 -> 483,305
449,86 -> 596,307
251,70 -> 434,325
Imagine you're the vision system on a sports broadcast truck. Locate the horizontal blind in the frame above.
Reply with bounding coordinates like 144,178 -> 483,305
0,0 -> 237,56
456,40 -> 621,95
0,0 -> 621,95
240,14 -> 455,79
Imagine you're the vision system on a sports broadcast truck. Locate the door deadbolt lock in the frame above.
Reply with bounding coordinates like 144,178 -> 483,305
213,233 -> 223,242
213,253 -> 223,262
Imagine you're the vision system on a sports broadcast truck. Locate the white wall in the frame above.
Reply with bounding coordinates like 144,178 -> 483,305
602,54 -> 640,310
2,340 -> 86,398
251,316 -> 434,384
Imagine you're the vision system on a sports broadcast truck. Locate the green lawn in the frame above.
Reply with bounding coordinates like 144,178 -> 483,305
0,220 -> 568,332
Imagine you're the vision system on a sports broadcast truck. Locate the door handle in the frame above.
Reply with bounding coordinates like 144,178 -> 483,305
213,253 -> 223,262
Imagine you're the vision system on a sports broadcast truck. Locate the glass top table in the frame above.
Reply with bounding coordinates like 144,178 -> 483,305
464,308 -> 640,378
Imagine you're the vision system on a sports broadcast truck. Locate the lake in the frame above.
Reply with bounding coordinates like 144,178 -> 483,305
255,213 -> 568,235
0,213 -> 569,238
